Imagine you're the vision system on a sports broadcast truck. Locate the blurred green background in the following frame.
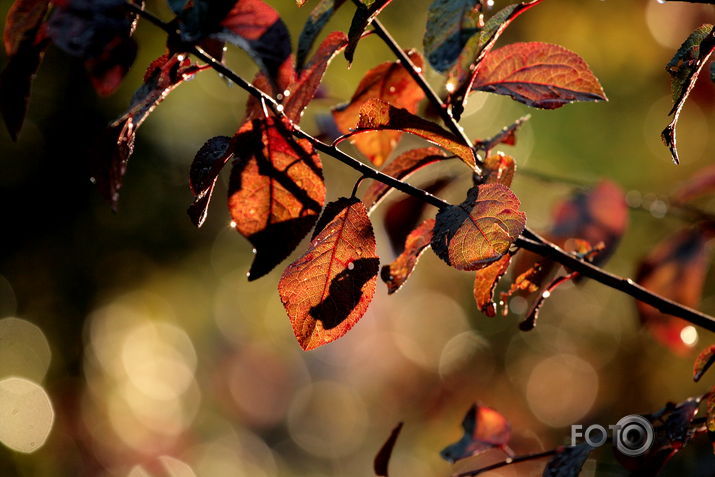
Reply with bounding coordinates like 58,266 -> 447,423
0,0 -> 714,475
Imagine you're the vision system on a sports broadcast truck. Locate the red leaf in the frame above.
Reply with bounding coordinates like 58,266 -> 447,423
472,42 -> 607,109
474,114 -> 530,155
345,0 -> 393,64
694,345 -> 715,382
550,180 -> 628,263
333,51 -> 426,166
482,153 -> 516,187
362,146 -> 449,210
217,0 -> 291,83
244,56 -> 297,122
95,53 -> 204,208
446,0 -> 543,120
636,227 -> 711,354
473,253 -> 512,317
662,24 -> 715,164
432,183 -> 526,271
278,197 -> 379,350
673,164 -> 715,203
3,0 -> 49,56
228,117 -> 326,281
0,0 -> 49,140
381,218 -> 435,294
374,422 -> 403,477
440,404 -> 511,463
187,136 -> 233,227
341,98 -> 477,169
84,34 -> 138,97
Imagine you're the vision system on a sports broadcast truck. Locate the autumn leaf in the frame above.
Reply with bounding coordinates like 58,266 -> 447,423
244,56 -> 297,122
662,24 -> 715,164
471,42 -> 607,109
333,52 -> 426,166
542,444 -> 594,477
47,0 -> 139,95
340,98 -> 477,169
440,403 -> 511,463
381,219 -> 435,294
228,117 -> 326,281
473,253 -> 512,317
96,53 -> 205,208
423,0 -> 482,72
550,180 -> 628,263
0,0 -> 49,140
278,197 -> 379,350
188,136 -> 233,227
636,227 -> 711,354
362,147 -> 449,210
374,422 -> 403,477
345,0 -> 393,63
482,153 -> 516,187
694,345 -> 715,382
432,183 -> 526,271
474,114 -> 530,156
446,0 -> 543,120
296,0 -> 347,71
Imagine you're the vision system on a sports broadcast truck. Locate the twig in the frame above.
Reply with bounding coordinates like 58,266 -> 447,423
453,449 -> 558,477
124,3 -> 715,333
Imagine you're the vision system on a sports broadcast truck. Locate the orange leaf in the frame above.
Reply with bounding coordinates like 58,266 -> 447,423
343,98 -> 477,169
483,153 -> 516,187
381,218 -> 435,294
440,404 -> 511,463
636,228 -> 711,354
432,183 -> 526,271
3,0 -> 48,56
362,146 -> 449,210
693,345 -> 715,382
474,114 -> 530,155
332,51 -> 425,166
228,117 -> 326,281
278,197 -> 379,350
474,253 -> 512,317
472,42 -> 607,109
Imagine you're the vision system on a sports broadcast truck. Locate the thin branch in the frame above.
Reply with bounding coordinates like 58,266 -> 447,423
124,3 -> 715,333
453,449 -> 557,477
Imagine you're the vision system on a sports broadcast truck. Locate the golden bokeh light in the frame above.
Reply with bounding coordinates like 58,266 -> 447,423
0,377 -> 54,453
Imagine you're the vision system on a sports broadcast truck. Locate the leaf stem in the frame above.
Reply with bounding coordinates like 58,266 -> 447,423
453,449 -> 558,477
124,2 -> 715,333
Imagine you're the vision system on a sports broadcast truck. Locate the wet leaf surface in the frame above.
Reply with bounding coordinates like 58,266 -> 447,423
381,218 -> 435,294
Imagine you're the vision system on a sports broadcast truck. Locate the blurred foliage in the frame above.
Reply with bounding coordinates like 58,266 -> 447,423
0,0 -> 714,476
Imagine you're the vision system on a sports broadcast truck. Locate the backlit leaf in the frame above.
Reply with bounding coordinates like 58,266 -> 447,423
345,0 -> 393,64
188,136 -> 233,227
471,42 -> 607,109
446,0 -> 543,120
432,183 -> 526,271
0,0 -> 49,140
278,197 -> 379,350
97,53 -> 204,208
362,146 -> 449,210
215,0 -> 292,83
381,219 -> 435,294
473,253 -> 512,317
694,345 -> 715,382
332,52 -> 426,166
482,153 -> 516,187
440,403 -> 511,463
342,98 -> 477,169
374,422 -> 403,477
662,24 -> 715,164
636,227 -> 711,354
423,0 -> 482,72
228,117 -> 326,281
542,444 -> 594,477
296,0 -> 347,71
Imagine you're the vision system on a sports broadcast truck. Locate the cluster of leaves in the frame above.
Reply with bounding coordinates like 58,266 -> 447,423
374,384 -> 715,477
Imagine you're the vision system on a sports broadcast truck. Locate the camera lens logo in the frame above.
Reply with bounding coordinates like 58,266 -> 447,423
614,415 -> 654,457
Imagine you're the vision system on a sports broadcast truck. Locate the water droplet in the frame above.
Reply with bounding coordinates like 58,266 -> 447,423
283,89 -> 291,97
229,220 -> 237,228
276,104 -> 284,113
252,248 -> 257,254
89,177 -> 96,184
347,262 -> 355,271
249,209 -> 255,215
542,290 -> 551,299
276,93 -> 284,101
414,67 -> 422,73
388,86 -> 396,93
